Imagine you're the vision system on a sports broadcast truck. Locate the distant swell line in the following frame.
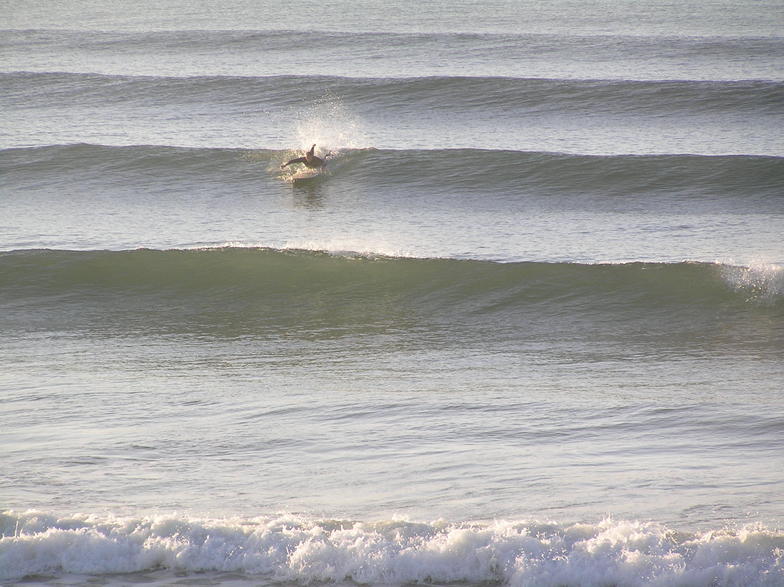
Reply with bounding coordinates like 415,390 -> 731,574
3,29 -> 782,81
3,27 -> 782,47
3,71 -> 783,115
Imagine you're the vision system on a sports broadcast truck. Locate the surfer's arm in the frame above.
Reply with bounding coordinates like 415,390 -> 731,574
281,156 -> 307,168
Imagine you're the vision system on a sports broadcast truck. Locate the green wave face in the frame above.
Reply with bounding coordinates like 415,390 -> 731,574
2,248 -> 781,346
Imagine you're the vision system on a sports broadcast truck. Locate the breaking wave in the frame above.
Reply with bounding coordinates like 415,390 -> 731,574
1,248 -> 781,344
1,511 -> 782,586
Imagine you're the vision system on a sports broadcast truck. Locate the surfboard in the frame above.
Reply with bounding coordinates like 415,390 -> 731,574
289,169 -> 325,184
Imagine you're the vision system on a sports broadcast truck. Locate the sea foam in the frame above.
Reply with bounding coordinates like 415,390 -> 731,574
719,262 -> 784,304
1,511 -> 782,585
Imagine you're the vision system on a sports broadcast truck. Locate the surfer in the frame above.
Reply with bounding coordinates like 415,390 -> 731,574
281,144 -> 326,170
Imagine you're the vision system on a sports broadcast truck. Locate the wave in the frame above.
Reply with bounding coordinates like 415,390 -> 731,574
0,143 -> 247,180
3,29 -> 782,80
1,511 -> 782,585
3,144 -> 783,205
1,248 -> 781,342
3,29 -> 781,62
2,246 -> 779,302
4,72 -> 783,116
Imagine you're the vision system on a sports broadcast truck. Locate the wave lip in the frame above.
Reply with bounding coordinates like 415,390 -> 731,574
1,511 -> 783,585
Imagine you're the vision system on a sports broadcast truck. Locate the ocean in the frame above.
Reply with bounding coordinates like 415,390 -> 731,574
1,1 -> 783,585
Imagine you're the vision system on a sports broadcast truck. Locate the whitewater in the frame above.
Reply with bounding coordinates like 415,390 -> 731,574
1,0 -> 783,585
